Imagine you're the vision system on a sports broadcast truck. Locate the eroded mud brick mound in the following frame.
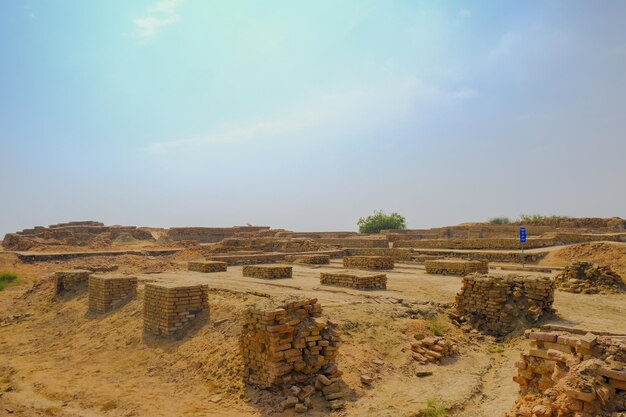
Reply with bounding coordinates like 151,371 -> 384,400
284,254 -> 331,265
241,298 -> 345,410
187,260 -> 228,273
425,259 -> 488,276
507,329 -> 626,417
88,274 -> 137,313
555,261 -> 625,294
55,270 -> 91,294
242,265 -> 292,279
343,255 -> 394,270
454,274 -> 555,336
143,283 -> 208,336
320,271 -> 387,290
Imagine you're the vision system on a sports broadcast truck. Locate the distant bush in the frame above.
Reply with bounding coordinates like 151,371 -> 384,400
420,397 -> 448,417
357,210 -> 406,234
0,272 -> 18,291
518,214 -> 571,223
488,216 -> 510,225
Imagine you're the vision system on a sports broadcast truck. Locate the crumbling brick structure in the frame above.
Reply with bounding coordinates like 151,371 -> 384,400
410,336 -> 459,364
143,283 -> 208,336
425,259 -> 488,276
320,271 -> 387,290
555,261 -> 625,294
187,260 -> 228,273
241,298 -> 345,410
284,254 -> 331,264
88,274 -> 137,313
343,256 -> 394,270
507,328 -> 626,416
242,265 -> 292,279
454,274 -> 555,336
55,270 -> 91,294
345,248 -> 413,261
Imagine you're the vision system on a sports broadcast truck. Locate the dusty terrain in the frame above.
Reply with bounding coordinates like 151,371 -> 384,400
1,220 -> 625,417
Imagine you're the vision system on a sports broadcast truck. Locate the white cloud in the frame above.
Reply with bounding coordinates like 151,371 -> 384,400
147,78 -> 475,154
489,31 -> 521,61
133,0 -> 183,39
459,9 -> 471,18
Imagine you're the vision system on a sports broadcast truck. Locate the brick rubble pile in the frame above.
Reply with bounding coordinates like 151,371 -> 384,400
554,262 -> 625,294
241,298 -> 345,411
454,274 -> 555,336
410,336 -> 459,364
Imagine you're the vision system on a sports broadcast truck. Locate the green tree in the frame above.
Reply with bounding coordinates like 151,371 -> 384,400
357,210 -> 406,233
488,216 -> 510,224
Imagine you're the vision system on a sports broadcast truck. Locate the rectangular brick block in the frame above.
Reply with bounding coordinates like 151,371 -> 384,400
320,270 -> 387,290
188,260 -> 228,273
143,282 -> 208,336
88,274 -> 137,313
242,265 -> 292,279
343,256 -> 394,270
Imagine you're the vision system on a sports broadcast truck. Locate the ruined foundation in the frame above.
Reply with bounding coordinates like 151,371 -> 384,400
240,297 -> 345,410
320,271 -> 387,290
55,270 -> 91,294
187,260 -> 228,273
506,329 -> 626,417
343,255 -> 394,270
284,254 -> 331,265
143,283 -> 209,336
242,265 -> 293,279
454,274 -> 555,336
425,259 -> 488,276
88,274 -> 137,313
554,261 -> 625,294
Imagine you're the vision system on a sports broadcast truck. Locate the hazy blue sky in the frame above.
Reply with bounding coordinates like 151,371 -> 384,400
1,1 -> 625,236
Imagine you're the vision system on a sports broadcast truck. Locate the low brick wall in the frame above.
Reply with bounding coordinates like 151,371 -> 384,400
88,274 -> 137,313
425,259 -> 488,276
188,260 -> 228,273
320,271 -> 387,290
413,250 -> 548,264
454,274 -> 555,335
241,298 -> 345,410
143,283 -> 208,336
345,248 -> 413,261
55,270 -> 91,294
318,238 -> 388,248
506,329 -> 626,416
343,256 -> 394,270
242,265 -> 292,279
284,254 -> 330,264
412,254 -> 444,263
207,253 -> 285,265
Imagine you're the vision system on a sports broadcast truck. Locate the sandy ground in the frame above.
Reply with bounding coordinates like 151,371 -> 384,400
1,257 -> 625,417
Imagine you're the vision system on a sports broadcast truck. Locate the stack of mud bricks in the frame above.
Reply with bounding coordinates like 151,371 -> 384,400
506,329 -> 626,416
284,254 -> 331,265
55,270 -> 91,294
425,259 -> 488,276
143,283 -> 209,336
346,248 -> 413,261
187,260 -> 228,273
241,298 -> 345,411
454,274 -> 555,336
343,255 -> 394,270
242,265 -> 292,279
320,271 -> 387,290
88,274 -> 137,313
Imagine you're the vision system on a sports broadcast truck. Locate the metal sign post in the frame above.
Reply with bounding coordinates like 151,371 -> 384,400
519,227 -> 526,269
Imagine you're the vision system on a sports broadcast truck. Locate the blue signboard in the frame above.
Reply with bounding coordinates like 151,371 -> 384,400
519,227 -> 527,243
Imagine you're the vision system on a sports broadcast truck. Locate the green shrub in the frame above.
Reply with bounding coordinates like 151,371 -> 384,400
489,216 -> 510,224
487,345 -> 504,354
0,272 -> 18,283
518,214 -> 570,223
427,316 -> 449,337
357,210 -> 406,233
420,397 -> 447,417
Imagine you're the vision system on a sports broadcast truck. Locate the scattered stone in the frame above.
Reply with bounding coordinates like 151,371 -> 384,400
360,375 -> 373,385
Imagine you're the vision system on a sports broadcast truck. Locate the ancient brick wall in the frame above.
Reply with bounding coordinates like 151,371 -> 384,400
143,283 -> 208,336
507,329 -> 626,416
454,274 -> 555,336
88,274 -> 137,313
240,298 -> 344,410
414,250 -> 547,264
320,271 -> 387,290
343,256 -> 394,270
318,238 -> 389,248
425,259 -> 488,276
165,226 -> 270,243
187,260 -> 228,273
555,262 -> 625,294
55,270 -> 91,294
345,248 -> 413,261
284,254 -> 330,264
242,265 -> 293,279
